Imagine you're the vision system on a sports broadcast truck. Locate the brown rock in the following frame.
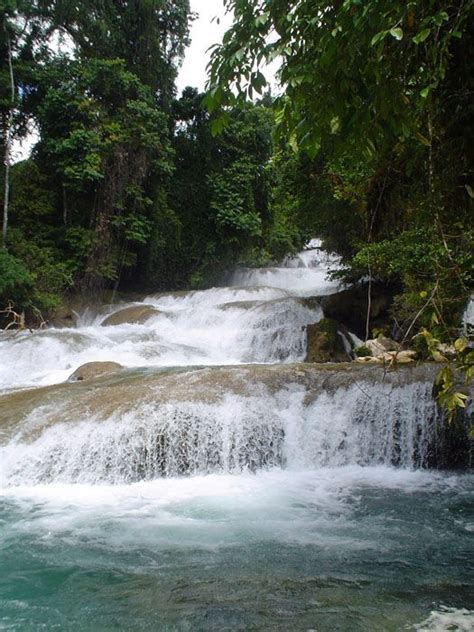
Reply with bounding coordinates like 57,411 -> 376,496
366,335 -> 399,356
68,361 -> 123,382
50,307 -> 78,329
101,305 -> 160,327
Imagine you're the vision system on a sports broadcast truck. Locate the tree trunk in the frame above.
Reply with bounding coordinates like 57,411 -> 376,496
2,32 -> 14,250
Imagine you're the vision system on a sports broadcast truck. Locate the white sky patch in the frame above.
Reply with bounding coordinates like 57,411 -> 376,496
177,0 -> 280,96
176,0 -> 232,94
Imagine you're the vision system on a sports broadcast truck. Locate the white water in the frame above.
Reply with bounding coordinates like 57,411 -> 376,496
231,240 -> 342,296
414,607 -> 474,631
463,294 -> 474,331
0,375 -> 439,486
0,286 -> 324,392
0,467 -> 464,551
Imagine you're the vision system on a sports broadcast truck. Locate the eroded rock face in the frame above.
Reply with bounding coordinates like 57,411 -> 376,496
305,318 -> 349,363
68,361 -> 123,382
3,362 -> 461,483
101,305 -> 160,326
320,283 -> 394,338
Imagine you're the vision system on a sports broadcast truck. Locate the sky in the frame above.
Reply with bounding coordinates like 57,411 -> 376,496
176,0 -> 232,94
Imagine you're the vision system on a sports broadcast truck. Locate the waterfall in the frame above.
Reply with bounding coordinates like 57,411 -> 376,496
0,245 -> 472,631
0,365 -> 442,486
0,288 -> 323,391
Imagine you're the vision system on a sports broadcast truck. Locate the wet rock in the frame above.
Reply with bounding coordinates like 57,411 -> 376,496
101,304 -> 160,326
305,318 -> 349,363
68,361 -> 123,382
218,300 -> 260,311
320,283 -> 394,339
49,306 -> 78,329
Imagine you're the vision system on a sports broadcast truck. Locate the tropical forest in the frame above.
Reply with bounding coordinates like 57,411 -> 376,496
0,1 -> 473,630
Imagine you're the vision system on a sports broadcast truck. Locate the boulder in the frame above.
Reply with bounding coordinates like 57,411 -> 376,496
365,335 -> 399,356
355,350 -> 417,364
68,361 -> 123,382
101,304 -> 160,327
305,318 -> 349,363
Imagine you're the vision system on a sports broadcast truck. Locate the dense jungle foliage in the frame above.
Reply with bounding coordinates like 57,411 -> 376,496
1,0 -> 473,345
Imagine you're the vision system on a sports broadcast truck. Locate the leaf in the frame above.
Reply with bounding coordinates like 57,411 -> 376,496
210,115 -> 226,136
255,12 -> 269,27
454,337 -> 468,353
251,70 -> 267,94
420,86 -> 430,98
370,31 -> 386,46
234,48 -> 246,62
330,116 -> 340,134
288,133 -> 298,153
416,132 -> 431,146
453,392 -> 468,408
389,27 -> 403,40
465,185 -> 474,198
413,28 -> 430,44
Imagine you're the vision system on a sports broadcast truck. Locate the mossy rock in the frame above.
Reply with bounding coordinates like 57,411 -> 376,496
305,318 -> 348,363
355,345 -> 372,358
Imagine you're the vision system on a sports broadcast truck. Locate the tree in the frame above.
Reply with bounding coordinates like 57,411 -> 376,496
207,1 -> 473,333
27,0 -> 192,290
207,1 -> 472,154
34,57 -> 175,290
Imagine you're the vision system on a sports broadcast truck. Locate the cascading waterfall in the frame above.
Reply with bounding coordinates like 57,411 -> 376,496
0,368 -> 440,486
0,288 -> 322,391
0,243 -> 472,631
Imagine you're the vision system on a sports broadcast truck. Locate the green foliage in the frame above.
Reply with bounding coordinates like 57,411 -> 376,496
0,0 -> 193,309
162,92 -> 299,288
208,0 -> 472,159
0,248 -> 32,297
33,55 -> 176,289
418,328 -> 474,422
355,345 -> 372,358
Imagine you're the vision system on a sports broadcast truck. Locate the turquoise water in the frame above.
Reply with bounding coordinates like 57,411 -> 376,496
1,467 -> 473,631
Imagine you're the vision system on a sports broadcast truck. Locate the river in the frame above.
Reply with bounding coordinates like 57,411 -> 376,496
0,244 -> 472,631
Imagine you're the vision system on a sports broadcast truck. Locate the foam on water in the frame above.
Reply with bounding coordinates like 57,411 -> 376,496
0,466 -> 469,550
413,607 -> 474,631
